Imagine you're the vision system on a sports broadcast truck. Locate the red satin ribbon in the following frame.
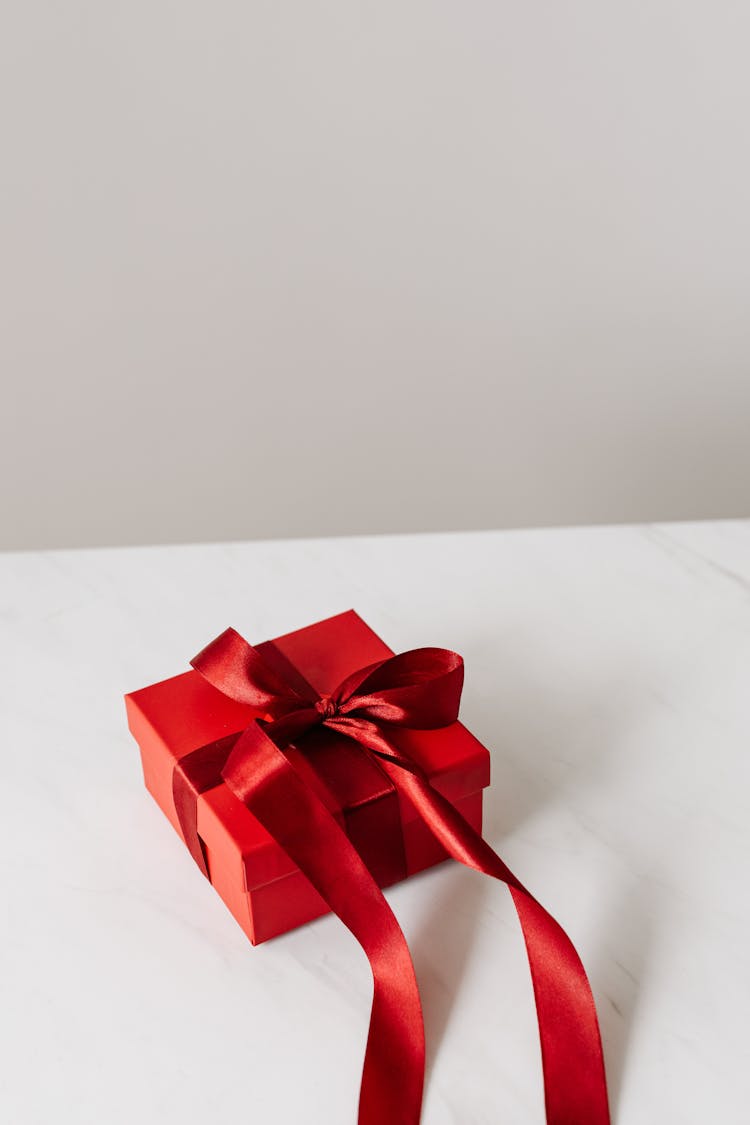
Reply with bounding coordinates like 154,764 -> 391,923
188,628 -> 610,1125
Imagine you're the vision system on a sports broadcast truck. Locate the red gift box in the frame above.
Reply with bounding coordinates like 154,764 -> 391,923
125,609 -> 490,944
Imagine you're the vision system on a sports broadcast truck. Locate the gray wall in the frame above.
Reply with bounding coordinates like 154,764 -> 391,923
2,3 -> 749,550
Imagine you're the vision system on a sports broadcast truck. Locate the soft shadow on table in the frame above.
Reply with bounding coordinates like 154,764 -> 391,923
408,863 -> 491,1077
589,887 -> 654,1119
409,629 -> 655,1116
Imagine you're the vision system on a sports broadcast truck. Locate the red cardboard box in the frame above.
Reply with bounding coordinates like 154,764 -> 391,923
125,610 -> 490,944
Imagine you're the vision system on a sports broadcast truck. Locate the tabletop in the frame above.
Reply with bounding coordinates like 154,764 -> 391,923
1,520 -> 748,1124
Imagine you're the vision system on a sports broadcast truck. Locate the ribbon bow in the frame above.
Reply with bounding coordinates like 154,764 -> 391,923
177,628 -> 610,1125
194,626 -> 464,761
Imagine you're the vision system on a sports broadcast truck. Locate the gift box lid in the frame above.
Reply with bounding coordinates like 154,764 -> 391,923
126,610 -> 490,891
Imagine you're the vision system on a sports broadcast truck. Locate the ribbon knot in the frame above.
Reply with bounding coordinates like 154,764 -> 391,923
315,694 -> 338,721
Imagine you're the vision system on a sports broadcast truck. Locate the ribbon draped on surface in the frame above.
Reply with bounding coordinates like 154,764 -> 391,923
173,627 -> 611,1125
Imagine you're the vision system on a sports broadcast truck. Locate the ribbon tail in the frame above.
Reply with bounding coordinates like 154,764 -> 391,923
380,758 -> 611,1125
221,723 -> 425,1125
172,734 -> 241,878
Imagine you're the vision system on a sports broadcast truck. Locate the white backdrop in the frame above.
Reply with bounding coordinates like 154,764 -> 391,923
2,2 -> 748,549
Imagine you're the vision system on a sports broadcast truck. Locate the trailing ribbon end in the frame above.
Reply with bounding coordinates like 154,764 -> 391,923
222,722 -> 426,1125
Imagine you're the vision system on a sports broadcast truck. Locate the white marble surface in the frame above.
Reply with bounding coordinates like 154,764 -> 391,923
1,521 -> 748,1123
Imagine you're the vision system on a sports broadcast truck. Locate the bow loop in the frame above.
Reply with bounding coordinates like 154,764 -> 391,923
336,648 -> 464,729
191,627 -> 307,716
